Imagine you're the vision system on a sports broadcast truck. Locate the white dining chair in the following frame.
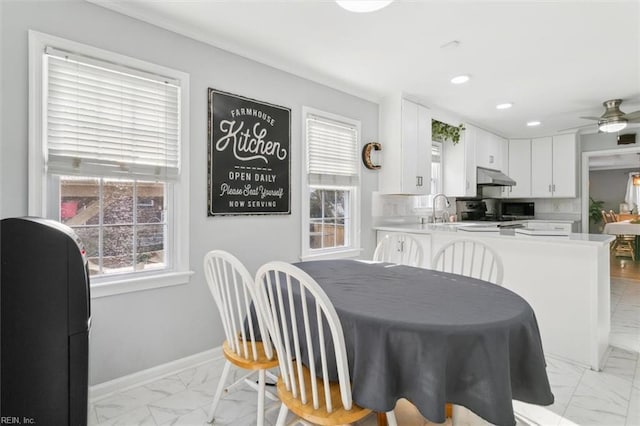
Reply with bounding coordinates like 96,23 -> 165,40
431,239 -> 504,285
203,250 -> 279,425
373,233 -> 424,267
254,261 -> 398,426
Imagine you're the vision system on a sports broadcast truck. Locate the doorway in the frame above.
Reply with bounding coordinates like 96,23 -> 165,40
582,146 -> 640,279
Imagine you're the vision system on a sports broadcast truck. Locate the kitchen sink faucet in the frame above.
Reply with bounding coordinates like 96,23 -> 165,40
432,193 -> 451,223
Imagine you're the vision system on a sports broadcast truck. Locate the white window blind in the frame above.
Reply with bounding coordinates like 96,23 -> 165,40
44,47 -> 181,181
431,142 -> 442,196
306,115 -> 358,184
432,143 -> 441,163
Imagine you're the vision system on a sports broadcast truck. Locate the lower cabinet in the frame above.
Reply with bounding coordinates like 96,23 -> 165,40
376,231 -> 431,267
524,221 -> 574,232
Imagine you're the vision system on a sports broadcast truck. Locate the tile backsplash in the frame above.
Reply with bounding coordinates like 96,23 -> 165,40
372,192 -> 582,223
372,193 -> 418,218
372,193 -> 457,224
533,198 -> 581,214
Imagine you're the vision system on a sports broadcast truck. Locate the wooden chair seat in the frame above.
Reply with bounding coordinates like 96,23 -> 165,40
223,340 -> 279,371
276,365 -> 371,426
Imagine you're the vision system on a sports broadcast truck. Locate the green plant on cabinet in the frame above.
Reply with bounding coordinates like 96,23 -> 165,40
432,120 -> 465,144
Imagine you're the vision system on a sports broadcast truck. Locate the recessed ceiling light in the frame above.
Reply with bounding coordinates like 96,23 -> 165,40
450,75 -> 470,85
335,0 -> 393,13
527,121 -> 541,127
496,103 -> 513,110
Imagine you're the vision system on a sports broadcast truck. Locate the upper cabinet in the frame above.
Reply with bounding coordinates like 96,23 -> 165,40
443,125 -> 476,197
378,97 -> 431,194
550,133 -> 577,197
531,134 -> 576,198
530,137 -> 553,197
506,139 -> 532,198
475,126 -> 508,172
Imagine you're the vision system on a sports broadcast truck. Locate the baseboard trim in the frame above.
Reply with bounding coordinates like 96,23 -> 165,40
544,351 -> 590,370
89,346 -> 223,402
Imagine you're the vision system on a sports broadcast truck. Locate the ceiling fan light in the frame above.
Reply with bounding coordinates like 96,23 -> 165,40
598,118 -> 628,133
335,0 -> 393,13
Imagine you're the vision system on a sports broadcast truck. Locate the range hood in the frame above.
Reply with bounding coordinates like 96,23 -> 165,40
477,167 -> 516,186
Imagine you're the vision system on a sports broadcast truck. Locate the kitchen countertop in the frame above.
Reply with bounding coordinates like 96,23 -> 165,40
374,222 -> 614,245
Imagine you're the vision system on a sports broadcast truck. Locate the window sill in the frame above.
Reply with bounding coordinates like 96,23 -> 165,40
300,248 -> 363,262
90,270 -> 194,298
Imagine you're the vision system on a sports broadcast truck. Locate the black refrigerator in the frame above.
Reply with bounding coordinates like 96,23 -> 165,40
1,217 -> 91,425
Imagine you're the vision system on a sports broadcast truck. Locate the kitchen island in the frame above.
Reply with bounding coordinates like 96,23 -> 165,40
374,222 -> 614,371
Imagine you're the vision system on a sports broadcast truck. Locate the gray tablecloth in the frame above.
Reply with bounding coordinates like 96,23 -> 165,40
292,259 -> 554,426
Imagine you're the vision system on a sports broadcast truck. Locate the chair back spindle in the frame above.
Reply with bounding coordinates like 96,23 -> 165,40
373,233 -> 423,267
432,239 -> 504,285
602,209 -> 616,224
204,250 -> 273,362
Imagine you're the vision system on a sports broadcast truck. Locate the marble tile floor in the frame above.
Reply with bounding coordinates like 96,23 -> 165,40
89,277 -> 640,426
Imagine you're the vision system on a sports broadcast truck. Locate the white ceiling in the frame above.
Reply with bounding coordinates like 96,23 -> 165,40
92,0 -> 640,139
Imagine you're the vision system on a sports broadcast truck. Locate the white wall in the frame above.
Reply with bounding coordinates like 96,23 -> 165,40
589,168 -> 635,212
0,1 -> 379,384
581,131 -> 637,152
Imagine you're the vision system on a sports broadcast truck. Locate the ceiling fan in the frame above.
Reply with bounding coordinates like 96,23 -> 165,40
579,99 -> 640,133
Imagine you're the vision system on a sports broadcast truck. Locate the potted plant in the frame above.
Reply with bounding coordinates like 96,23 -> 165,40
589,197 -> 605,233
432,119 -> 465,144
136,252 -> 151,270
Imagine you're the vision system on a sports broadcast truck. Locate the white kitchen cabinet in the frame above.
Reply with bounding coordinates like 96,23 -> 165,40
531,137 -> 553,197
498,136 -> 508,173
501,139 -> 532,198
524,221 -> 574,232
475,126 -> 507,172
376,231 -> 431,267
551,134 -> 577,197
378,97 -> 432,194
443,124 -> 476,197
531,134 -> 576,198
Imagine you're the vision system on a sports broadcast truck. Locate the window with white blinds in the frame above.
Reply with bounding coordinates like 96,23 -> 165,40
45,47 -> 181,181
30,32 -> 190,295
302,107 -> 361,259
306,114 -> 359,183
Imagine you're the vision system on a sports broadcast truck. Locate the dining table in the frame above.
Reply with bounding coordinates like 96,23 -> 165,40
604,220 -> 640,253
290,259 -> 554,426
603,220 -> 640,236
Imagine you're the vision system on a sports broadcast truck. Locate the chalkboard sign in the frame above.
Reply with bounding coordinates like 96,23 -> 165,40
208,89 -> 291,216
